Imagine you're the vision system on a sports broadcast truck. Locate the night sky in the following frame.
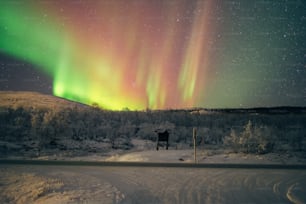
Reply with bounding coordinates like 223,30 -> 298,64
0,0 -> 305,110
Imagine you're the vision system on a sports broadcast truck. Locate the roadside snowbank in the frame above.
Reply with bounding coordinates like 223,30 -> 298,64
3,139 -> 305,165
104,149 -> 306,164
57,139 -> 306,164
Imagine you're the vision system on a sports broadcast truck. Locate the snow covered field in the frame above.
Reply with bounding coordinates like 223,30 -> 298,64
31,139 -> 306,165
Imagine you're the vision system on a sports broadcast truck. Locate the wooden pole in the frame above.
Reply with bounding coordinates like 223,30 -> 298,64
193,127 -> 197,164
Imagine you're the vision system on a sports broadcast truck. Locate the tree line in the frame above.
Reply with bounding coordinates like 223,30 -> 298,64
0,105 -> 305,155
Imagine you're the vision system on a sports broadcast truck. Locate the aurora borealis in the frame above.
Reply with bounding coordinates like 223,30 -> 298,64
1,0 -> 306,110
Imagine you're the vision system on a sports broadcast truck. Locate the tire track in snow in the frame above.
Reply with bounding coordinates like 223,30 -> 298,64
1,165 -> 306,203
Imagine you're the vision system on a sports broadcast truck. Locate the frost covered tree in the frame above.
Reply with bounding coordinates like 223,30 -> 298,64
223,129 -> 239,153
239,120 -> 256,153
238,121 -> 275,154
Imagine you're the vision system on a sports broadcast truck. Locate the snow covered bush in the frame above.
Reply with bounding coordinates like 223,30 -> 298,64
223,129 -> 240,153
224,120 -> 276,154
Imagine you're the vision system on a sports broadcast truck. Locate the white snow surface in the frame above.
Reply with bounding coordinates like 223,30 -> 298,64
1,139 -> 306,203
33,139 -> 306,165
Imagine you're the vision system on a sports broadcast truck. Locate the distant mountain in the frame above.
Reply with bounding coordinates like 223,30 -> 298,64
191,106 -> 306,114
0,91 -> 87,111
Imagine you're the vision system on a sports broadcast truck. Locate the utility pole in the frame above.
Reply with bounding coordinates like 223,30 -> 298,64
193,127 -> 197,164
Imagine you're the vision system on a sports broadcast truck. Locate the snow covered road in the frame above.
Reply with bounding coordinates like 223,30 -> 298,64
1,164 -> 306,203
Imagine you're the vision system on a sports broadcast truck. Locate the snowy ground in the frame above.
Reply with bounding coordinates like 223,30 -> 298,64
1,164 -> 306,204
31,139 -> 306,165
1,139 -> 306,203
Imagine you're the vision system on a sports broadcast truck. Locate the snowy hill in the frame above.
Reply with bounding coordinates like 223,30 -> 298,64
0,91 -> 86,111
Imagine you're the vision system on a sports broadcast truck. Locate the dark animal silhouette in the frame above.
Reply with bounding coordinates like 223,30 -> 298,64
155,130 -> 169,150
